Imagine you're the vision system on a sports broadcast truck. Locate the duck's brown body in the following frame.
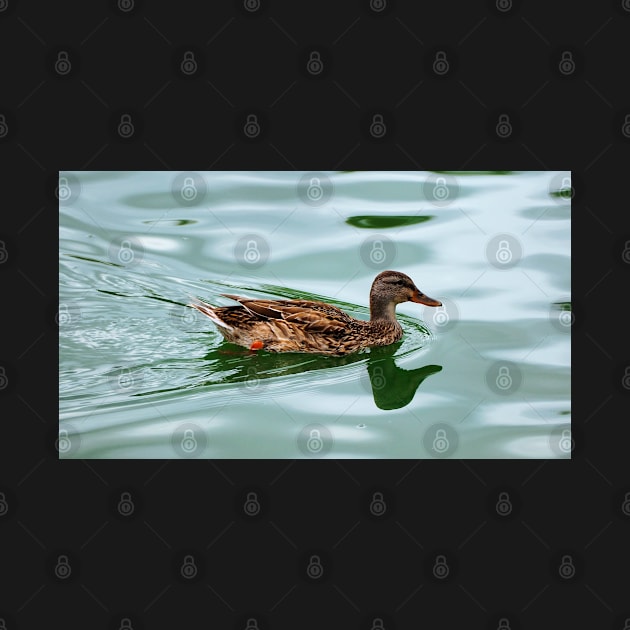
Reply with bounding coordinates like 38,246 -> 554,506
190,271 -> 441,355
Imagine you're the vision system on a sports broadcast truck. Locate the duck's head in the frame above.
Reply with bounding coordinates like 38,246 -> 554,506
371,270 -> 442,309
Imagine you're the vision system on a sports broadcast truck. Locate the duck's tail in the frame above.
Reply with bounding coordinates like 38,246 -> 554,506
188,297 -> 234,331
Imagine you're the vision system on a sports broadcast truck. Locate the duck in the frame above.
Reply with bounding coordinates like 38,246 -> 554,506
189,270 -> 442,355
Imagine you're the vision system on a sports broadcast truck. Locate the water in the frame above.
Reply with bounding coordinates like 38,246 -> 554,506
58,170 -> 571,459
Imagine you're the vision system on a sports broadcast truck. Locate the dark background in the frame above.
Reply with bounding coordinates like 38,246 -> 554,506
1,0 -> 629,628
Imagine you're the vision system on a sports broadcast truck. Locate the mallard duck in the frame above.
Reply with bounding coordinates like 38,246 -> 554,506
189,270 -> 442,355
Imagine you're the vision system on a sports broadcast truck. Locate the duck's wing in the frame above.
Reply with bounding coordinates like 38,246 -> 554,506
220,295 -> 352,333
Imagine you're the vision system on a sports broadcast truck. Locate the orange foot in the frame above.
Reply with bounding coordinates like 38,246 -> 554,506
249,340 -> 264,351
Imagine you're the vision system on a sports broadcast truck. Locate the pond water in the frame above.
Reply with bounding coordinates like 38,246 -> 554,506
58,170 -> 571,459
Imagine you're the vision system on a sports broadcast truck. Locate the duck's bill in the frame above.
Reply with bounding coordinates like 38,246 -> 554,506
411,292 -> 442,307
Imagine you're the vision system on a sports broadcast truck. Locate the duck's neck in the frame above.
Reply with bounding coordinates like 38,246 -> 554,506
370,296 -> 398,323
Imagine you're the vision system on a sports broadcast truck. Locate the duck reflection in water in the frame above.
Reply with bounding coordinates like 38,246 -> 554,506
200,341 -> 442,411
